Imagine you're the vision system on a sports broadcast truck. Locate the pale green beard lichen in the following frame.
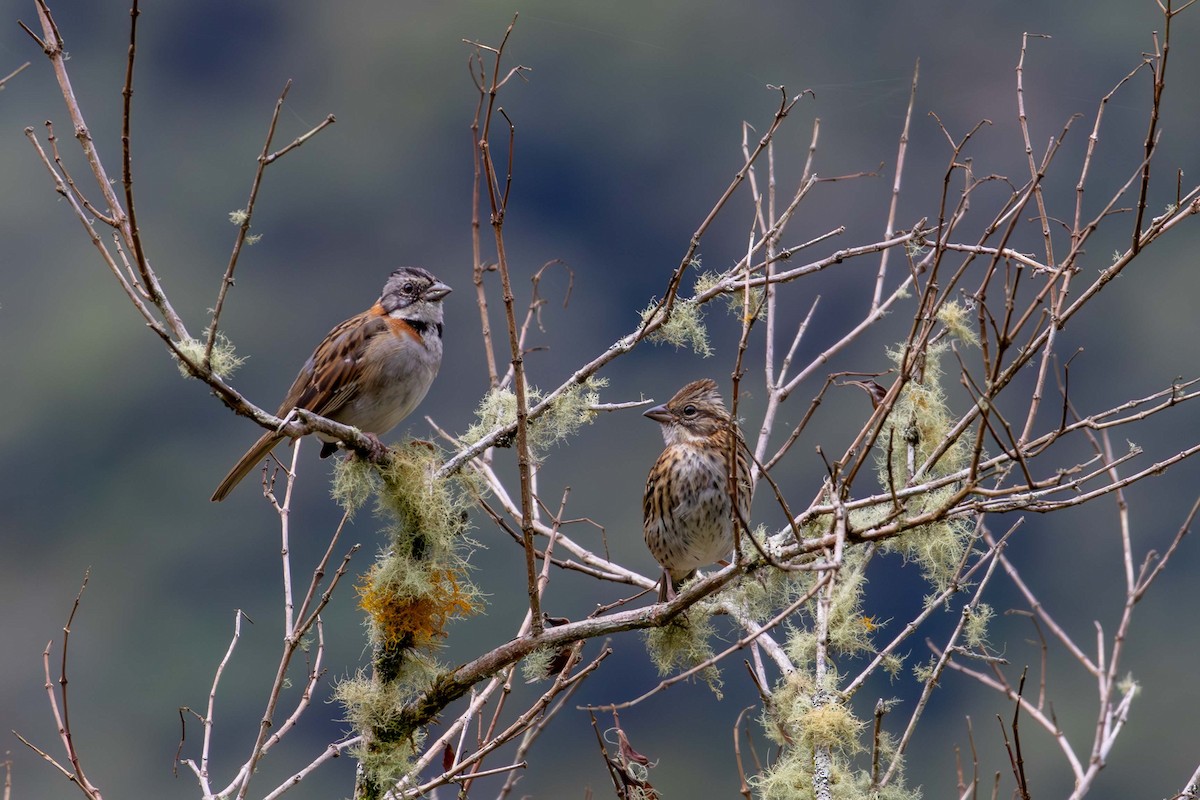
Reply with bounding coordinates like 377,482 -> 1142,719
873,342 -> 976,595
173,334 -> 244,381
644,603 -> 723,698
694,268 -> 767,321
331,443 -> 482,792
935,299 -> 979,347
333,443 -> 482,651
335,655 -> 437,788
640,296 -> 713,357
460,377 -> 607,455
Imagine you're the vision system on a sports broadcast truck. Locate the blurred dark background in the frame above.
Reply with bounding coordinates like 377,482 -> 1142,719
3,2 -> 1200,798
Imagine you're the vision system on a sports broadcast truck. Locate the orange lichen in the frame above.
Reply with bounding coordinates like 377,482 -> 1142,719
357,566 -> 478,648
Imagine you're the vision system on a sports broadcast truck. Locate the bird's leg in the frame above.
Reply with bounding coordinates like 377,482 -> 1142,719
658,570 -> 677,603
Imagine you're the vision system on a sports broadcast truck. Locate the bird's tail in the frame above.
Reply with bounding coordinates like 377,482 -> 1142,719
211,432 -> 285,502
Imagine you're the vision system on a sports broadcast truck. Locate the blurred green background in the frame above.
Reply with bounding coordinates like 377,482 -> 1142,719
4,1 -> 1200,798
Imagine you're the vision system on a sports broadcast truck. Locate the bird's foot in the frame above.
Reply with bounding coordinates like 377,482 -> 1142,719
359,432 -> 390,463
333,432 -> 391,464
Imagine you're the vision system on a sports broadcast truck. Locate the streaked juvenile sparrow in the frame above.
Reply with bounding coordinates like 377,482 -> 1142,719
642,378 -> 752,601
211,267 -> 451,502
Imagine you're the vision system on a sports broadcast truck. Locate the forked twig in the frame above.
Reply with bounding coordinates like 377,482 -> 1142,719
207,79 -> 336,363
470,17 -> 544,638
14,572 -> 103,800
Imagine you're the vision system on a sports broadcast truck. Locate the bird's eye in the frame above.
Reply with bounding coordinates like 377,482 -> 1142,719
682,404 -> 698,416
402,281 -> 417,295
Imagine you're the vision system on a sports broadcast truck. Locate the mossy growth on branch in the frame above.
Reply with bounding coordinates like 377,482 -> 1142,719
874,341 -> 978,595
332,441 -> 482,791
963,602 -> 993,648
782,553 -> 878,670
748,665 -> 922,800
878,341 -> 970,484
752,672 -> 920,800
333,441 -> 482,651
173,333 -> 244,381
519,646 -> 557,684
460,376 -> 608,456
643,601 -> 723,698
935,299 -> 979,347
737,526 -> 823,619
886,513 -> 974,599
335,655 -> 438,789
640,265 -> 716,357
694,268 -> 767,322
752,672 -> 861,799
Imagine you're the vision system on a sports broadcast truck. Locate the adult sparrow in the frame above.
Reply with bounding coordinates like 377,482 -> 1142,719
642,378 -> 751,601
211,267 -> 451,502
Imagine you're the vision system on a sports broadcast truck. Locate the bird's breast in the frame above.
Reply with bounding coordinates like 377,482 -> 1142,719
331,327 -> 443,434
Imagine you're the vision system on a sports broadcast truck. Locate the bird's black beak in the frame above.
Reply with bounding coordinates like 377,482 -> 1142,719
643,403 -> 671,424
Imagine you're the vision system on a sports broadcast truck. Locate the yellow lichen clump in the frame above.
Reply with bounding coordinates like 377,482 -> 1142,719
334,442 -> 482,649
357,565 -> 477,649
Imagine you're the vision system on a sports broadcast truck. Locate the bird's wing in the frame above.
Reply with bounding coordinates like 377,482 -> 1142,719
282,311 -> 389,419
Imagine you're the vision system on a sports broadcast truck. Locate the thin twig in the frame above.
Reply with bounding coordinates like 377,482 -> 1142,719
207,81 -> 336,363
